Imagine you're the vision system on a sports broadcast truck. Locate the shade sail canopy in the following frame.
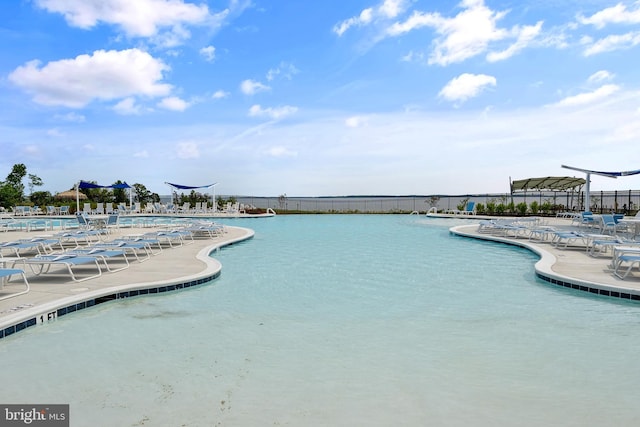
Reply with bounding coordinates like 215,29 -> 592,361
511,176 -> 586,192
165,182 -> 217,190
561,165 -> 640,178
78,180 -> 131,189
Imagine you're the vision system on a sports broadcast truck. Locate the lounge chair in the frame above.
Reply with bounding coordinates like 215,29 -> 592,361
0,239 -> 58,257
573,211 -> 596,228
15,254 -> 102,282
611,246 -> 640,279
550,231 -> 588,249
62,247 -> 130,272
92,240 -> 153,262
54,230 -> 102,248
59,206 -> 70,215
0,268 -> 30,301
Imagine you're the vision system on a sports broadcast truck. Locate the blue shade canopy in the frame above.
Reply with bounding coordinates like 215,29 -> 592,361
165,182 -> 217,190
78,180 -> 131,189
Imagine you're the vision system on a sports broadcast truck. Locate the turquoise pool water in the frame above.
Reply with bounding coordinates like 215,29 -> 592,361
1,215 -> 640,426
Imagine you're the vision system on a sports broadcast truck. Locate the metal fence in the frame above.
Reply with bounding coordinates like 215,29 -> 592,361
234,190 -> 640,214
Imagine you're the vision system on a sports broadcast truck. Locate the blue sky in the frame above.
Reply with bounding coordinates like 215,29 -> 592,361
2,0 -> 640,197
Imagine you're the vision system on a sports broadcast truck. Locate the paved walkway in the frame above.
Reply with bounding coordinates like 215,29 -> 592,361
448,216 -> 640,299
0,224 -> 254,337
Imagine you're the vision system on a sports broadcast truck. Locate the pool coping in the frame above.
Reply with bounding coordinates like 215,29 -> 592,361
450,223 -> 640,301
0,226 -> 255,339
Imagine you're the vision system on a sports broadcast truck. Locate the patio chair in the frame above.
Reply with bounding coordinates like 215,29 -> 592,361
59,206 -> 70,215
0,268 -> 30,301
599,214 -> 618,235
104,214 -> 120,234
94,202 -> 105,215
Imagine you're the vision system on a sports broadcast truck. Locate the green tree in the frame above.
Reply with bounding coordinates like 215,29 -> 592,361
27,173 -> 43,195
0,163 -> 28,208
112,180 -> 128,204
132,183 -> 158,204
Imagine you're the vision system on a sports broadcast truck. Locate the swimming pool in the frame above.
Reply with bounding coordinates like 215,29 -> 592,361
1,215 -> 639,426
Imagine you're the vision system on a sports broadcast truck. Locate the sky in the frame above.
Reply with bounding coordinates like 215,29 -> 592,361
2,0 -> 640,197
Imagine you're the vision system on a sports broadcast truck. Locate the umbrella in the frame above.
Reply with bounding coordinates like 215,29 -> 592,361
55,190 -> 87,200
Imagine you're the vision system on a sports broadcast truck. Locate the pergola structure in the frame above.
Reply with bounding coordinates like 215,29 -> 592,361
510,176 -> 586,209
510,176 -> 586,192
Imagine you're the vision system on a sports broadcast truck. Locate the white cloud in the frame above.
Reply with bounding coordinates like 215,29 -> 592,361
134,150 -> 150,158
265,146 -> 297,157
200,45 -> 216,62
248,104 -> 298,120
439,73 -> 496,103
582,31 -> 640,56
577,3 -> 640,29
157,96 -> 190,111
266,62 -> 299,81
8,48 -> 172,108
212,90 -> 229,99
113,97 -> 142,115
53,112 -> 85,122
46,128 -> 65,137
240,79 -> 270,95
176,141 -> 199,159
35,0 -> 215,46
588,70 -> 614,84
345,116 -> 368,128
486,21 -> 543,62
333,0 -> 408,36
552,84 -> 620,107
386,0 -> 540,66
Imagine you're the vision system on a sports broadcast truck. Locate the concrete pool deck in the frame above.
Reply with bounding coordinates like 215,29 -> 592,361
0,224 -> 254,338
448,216 -> 640,300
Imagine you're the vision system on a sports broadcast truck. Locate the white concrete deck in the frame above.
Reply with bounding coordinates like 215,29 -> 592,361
0,223 -> 254,338
450,216 -> 640,299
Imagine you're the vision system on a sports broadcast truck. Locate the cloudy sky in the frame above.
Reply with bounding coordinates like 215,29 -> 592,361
2,0 -> 640,197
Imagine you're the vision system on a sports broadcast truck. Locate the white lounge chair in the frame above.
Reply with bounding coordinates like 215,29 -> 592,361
15,254 -> 102,282
0,268 -> 30,301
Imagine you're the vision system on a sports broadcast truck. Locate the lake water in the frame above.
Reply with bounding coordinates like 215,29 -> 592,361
1,215 -> 639,426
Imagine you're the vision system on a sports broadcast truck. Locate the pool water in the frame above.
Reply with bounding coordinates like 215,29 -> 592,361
1,215 -> 639,426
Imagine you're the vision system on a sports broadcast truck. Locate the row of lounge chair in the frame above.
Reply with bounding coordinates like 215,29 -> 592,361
0,219 -> 226,300
476,213 -> 640,280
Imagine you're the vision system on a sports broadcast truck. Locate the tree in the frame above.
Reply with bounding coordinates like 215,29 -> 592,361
27,173 -> 43,195
132,183 -> 158,204
111,180 -> 128,204
0,163 -> 28,208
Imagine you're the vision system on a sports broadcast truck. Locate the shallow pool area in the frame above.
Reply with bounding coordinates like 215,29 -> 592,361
1,215 -> 639,426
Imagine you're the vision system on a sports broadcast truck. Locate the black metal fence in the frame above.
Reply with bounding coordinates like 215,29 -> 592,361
234,190 -> 640,215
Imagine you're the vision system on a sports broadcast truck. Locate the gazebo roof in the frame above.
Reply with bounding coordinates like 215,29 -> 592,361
511,176 -> 586,192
